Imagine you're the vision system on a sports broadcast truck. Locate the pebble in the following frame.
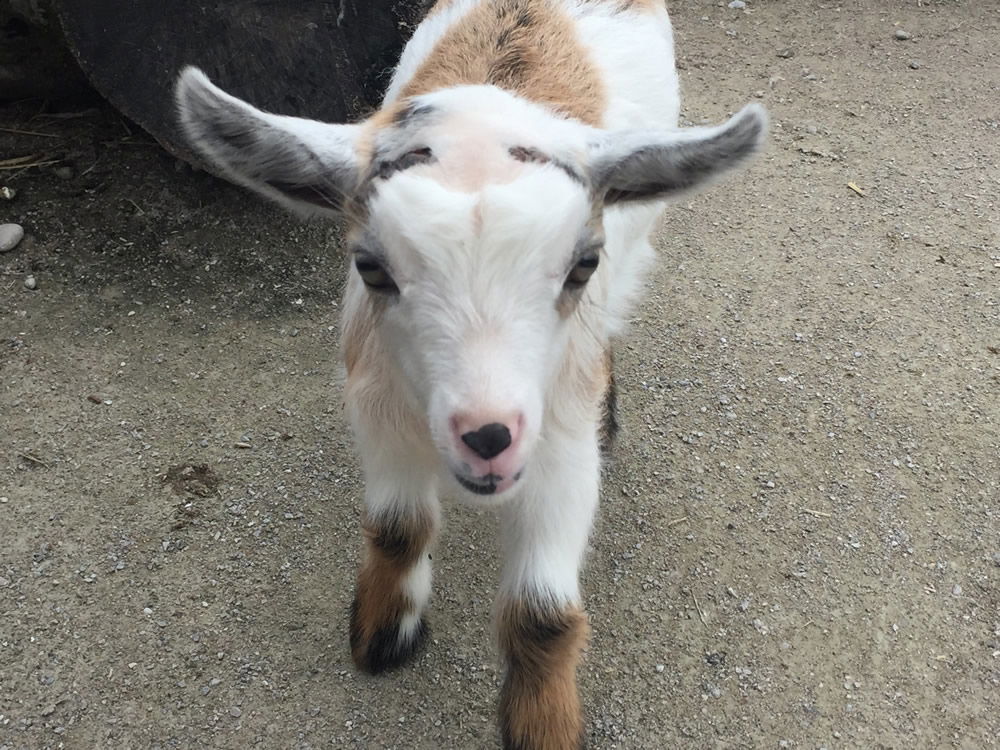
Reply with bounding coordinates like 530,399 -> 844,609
728,0 -> 746,8
777,48 -> 795,59
24,275 -> 37,291
706,651 -> 726,666
909,60 -> 922,70
951,584 -> 962,597
229,706 -> 242,718
0,186 -> 15,200
0,223 -> 24,253
894,29 -> 912,40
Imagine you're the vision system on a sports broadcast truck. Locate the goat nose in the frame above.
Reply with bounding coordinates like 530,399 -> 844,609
461,422 -> 512,460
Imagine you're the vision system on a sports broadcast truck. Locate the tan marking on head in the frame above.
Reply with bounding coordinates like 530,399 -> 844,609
497,599 -> 589,750
401,0 -> 606,126
355,101 -> 406,165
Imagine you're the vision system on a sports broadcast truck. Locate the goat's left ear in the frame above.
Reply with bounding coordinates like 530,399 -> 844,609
588,104 -> 767,205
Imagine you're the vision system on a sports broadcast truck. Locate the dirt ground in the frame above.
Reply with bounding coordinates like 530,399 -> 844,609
1,1 -> 998,748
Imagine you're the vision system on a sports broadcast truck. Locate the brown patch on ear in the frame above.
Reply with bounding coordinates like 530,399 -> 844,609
350,509 -> 434,673
497,599 -> 589,750
402,0 -> 606,126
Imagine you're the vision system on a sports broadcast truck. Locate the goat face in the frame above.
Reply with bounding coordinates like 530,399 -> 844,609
355,162 -> 594,498
175,69 -> 765,502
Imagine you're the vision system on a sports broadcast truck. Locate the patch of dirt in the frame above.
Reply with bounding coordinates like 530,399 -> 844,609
1,2 -> 998,749
163,463 -> 221,498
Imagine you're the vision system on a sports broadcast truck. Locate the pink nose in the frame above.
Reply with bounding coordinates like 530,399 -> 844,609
451,412 -> 523,467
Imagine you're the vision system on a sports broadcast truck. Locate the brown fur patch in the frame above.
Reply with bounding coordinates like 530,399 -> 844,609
350,509 -> 434,672
497,600 -> 589,750
598,347 -> 618,454
342,295 -> 380,375
402,0 -> 606,126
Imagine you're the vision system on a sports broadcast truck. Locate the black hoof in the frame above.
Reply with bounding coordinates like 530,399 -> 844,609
349,599 -> 429,674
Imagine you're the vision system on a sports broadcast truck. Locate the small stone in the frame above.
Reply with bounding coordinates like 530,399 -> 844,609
229,706 -> 242,718
143,607 -> 153,615
655,664 -> 665,673
777,48 -> 795,59
752,618 -> 769,635
0,186 -> 16,200
728,0 -> 746,8
24,275 -> 37,290
706,651 -> 727,666
909,60 -> 922,70
0,223 -> 24,253
894,29 -> 912,40
951,584 -> 962,597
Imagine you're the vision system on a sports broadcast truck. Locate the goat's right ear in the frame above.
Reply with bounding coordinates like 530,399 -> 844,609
175,66 -> 361,217
588,104 -> 767,205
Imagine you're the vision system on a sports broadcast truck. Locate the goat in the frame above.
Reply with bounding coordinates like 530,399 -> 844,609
175,1 -> 766,747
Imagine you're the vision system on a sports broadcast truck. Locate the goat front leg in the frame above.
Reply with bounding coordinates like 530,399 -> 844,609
496,432 -> 601,750
349,435 -> 439,674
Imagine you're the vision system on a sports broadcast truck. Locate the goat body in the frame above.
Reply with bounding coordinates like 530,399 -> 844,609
176,1 -> 765,747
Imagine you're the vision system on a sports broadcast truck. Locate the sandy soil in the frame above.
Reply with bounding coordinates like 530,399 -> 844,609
1,2 -> 998,748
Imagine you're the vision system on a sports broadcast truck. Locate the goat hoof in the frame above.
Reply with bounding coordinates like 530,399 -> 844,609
349,602 -> 429,674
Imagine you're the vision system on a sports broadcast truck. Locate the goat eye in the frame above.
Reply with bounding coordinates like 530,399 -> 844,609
354,256 -> 398,293
565,254 -> 600,289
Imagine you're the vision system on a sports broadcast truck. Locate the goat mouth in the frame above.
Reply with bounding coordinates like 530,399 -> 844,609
455,473 -> 502,495
454,469 -> 524,496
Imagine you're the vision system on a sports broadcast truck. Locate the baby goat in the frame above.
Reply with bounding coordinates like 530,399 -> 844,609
176,1 -> 765,747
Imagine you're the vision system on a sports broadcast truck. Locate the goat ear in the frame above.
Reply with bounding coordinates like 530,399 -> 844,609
589,104 -> 767,205
175,66 -> 361,217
